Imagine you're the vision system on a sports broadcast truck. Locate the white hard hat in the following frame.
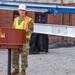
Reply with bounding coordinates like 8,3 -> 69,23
18,4 -> 27,10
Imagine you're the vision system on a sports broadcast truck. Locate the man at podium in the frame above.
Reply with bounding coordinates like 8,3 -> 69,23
11,4 -> 34,75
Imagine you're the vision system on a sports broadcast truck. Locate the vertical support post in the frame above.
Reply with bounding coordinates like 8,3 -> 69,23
8,49 -> 11,75
60,0 -> 64,42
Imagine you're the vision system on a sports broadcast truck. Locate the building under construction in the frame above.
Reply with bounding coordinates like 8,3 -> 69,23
0,0 -> 75,46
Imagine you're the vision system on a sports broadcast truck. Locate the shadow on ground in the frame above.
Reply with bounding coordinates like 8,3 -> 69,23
49,42 -> 74,49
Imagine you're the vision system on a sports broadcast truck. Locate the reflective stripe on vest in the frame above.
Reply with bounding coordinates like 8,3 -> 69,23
24,18 -> 32,39
14,16 -> 32,39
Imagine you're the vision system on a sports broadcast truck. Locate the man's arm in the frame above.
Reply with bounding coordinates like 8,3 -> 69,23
26,18 -> 34,40
27,19 -> 34,34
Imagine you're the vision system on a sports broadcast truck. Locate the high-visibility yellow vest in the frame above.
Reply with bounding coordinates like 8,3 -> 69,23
14,16 -> 32,39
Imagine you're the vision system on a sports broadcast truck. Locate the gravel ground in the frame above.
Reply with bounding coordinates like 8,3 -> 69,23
0,47 -> 75,75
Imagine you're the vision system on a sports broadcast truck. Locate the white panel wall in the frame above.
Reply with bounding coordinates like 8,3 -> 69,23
48,0 -> 60,3
3,0 -> 75,3
27,0 -> 35,2
48,0 -> 73,4
63,0 -> 73,3
37,0 -> 48,3
73,0 -> 75,3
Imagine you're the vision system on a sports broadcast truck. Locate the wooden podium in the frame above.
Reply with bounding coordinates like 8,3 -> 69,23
0,27 -> 26,75
0,27 -> 26,48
